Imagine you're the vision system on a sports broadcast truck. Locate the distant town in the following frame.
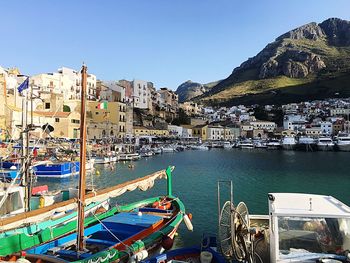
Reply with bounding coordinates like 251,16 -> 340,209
0,65 -> 350,146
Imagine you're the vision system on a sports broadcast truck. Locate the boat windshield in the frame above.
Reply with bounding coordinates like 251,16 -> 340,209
278,216 -> 350,259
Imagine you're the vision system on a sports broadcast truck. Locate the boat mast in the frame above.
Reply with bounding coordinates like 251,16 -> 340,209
21,82 -> 30,211
77,64 -> 88,252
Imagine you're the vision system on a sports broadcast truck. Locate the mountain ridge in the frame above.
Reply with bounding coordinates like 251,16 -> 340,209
192,18 -> 350,106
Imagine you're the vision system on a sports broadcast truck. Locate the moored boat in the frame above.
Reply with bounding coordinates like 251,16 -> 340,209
217,183 -> 350,263
335,133 -> 350,152
119,153 -> 141,161
281,136 -> 297,150
2,167 -> 189,263
266,139 -> 281,150
297,136 -> 317,151
317,136 -> 335,151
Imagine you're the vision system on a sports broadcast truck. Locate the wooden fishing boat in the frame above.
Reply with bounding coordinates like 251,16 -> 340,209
1,167 -> 189,263
0,167 -> 171,257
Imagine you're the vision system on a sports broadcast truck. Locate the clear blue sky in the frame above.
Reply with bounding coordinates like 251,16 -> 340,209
1,0 -> 349,90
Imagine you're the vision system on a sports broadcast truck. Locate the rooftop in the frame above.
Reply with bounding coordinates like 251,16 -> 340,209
268,193 -> 350,218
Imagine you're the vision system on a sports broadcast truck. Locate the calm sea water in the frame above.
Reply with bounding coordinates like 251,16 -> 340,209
41,149 -> 350,247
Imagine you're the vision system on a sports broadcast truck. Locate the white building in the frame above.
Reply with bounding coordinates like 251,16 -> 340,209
250,121 -> 277,132
320,121 -> 333,135
330,108 -> 350,116
283,115 -> 307,130
207,125 -> 225,141
132,79 -> 149,109
181,127 -> 192,139
168,125 -> 183,137
31,67 -> 96,101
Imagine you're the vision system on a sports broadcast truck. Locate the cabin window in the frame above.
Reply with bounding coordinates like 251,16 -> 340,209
277,216 -> 350,258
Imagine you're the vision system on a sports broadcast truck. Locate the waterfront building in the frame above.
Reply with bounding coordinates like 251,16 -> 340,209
250,120 -> 277,132
133,126 -> 169,137
224,125 -> 240,140
181,125 -> 193,139
207,124 -> 225,141
320,121 -> 333,135
192,124 -> 208,141
87,101 -> 126,139
305,127 -> 322,137
332,119 -> 344,135
168,125 -> 183,138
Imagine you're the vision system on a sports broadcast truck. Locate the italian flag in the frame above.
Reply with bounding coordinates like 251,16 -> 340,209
96,102 -> 108,109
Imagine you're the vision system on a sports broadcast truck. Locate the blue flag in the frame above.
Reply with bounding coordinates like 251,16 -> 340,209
17,77 -> 29,93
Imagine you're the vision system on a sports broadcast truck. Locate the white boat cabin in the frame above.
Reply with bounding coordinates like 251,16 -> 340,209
268,193 -> 350,262
0,185 -> 25,217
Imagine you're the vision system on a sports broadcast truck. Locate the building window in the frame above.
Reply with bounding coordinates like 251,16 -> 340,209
55,118 -> 60,123
45,103 -> 50,109
71,119 -> 80,124
95,112 -> 99,115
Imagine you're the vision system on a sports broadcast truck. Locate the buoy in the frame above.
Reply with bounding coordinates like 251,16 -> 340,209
96,170 -> 100,176
184,214 -> 193,231
188,213 -> 193,220
161,235 -> 174,250
38,196 -> 45,208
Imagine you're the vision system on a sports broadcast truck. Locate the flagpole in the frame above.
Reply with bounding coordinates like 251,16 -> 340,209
77,63 -> 88,253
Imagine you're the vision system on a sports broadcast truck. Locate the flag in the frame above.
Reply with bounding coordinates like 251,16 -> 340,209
96,102 -> 108,110
17,77 -> 29,93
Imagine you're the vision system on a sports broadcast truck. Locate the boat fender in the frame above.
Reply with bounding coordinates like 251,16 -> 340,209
137,211 -> 142,216
16,259 -> 31,263
200,251 -> 213,263
130,250 -> 148,262
39,196 -> 45,208
161,235 -> 174,250
184,214 -> 193,231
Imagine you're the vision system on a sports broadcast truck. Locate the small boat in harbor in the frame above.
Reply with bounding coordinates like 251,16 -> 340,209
191,144 -> 209,150
239,140 -> 254,149
297,136 -> 317,151
217,181 -> 350,263
32,161 -> 80,178
119,153 -> 141,161
317,136 -> 335,151
335,133 -> 350,152
266,139 -> 281,150
162,145 -> 177,153
281,136 -> 297,150
223,141 -> 233,149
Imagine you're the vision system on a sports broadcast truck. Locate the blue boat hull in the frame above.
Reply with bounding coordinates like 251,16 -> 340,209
33,162 -> 80,178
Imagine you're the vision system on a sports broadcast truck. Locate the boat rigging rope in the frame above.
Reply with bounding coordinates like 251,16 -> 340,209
0,92 -> 65,211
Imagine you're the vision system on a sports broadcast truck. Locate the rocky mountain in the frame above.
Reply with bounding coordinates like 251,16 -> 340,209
198,18 -> 350,106
176,80 -> 219,102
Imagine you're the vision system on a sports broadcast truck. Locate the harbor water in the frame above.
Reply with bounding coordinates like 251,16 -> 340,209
40,149 -> 350,248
